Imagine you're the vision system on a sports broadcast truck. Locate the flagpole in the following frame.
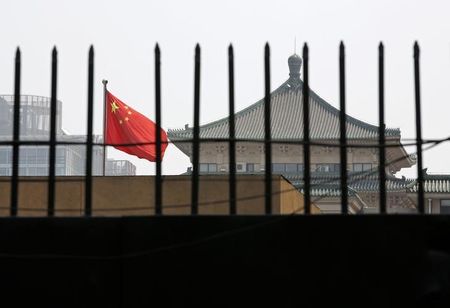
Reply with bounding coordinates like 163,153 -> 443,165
102,79 -> 108,176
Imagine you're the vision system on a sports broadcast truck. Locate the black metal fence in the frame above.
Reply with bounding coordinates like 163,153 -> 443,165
2,41 -> 435,216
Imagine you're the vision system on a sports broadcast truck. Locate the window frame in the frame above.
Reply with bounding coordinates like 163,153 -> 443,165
440,199 -> 450,214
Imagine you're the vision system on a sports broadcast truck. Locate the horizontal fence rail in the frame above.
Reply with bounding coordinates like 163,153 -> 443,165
0,41 -> 437,217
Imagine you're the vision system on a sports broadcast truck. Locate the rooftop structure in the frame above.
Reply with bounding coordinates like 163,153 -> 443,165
169,54 -> 414,174
168,55 -> 450,213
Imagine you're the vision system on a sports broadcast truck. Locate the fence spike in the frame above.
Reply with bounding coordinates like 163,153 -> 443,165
378,42 -> 387,214
155,42 -> 163,215
191,44 -> 201,214
48,47 -> 58,216
85,45 -> 94,216
339,42 -> 348,214
413,41 -> 425,214
228,44 -> 236,215
10,47 -> 21,216
302,43 -> 311,215
264,43 -> 272,214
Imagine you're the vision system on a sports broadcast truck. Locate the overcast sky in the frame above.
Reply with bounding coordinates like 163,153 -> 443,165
1,0 -> 450,177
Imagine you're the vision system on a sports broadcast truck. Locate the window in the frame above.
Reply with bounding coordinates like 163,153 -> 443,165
285,163 -> 298,173
208,163 -> 217,173
56,167 -> 66,176
56,148 -> 66,164
19,167 -> 27,176
353,163 -> 362,172
440,200 -> 450,214
36,167 -> 47,176
26,148 -> 37,164
265,163 -> 306,173
37,148 -> 47,164
316,164 -> 340,172
0,168 -> 10,176
316,164 -> 330,172
199,163 -> 217,173
333,164 -> 341,172
246,163 -> 255,172
200,163 -> 209,173
236,163 -> 245,172
272,163 -> 285,173
363,163 -> 372,171
353,163 -> 372,172
0,150 -> 9,164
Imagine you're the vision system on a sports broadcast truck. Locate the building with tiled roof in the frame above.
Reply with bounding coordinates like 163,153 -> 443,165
168,55 -> 450,214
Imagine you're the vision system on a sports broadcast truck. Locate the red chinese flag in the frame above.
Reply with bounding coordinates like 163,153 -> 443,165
105,91 -> 168,162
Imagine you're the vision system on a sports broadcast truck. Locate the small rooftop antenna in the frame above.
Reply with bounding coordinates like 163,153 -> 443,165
294,37 -> 297,54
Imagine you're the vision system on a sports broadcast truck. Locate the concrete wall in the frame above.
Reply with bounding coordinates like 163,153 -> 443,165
0,175 -> 318,216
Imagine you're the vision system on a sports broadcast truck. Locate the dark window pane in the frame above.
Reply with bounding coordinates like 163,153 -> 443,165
236,163 -> 244,172
37,148 -> 47,164
247,163 -> 255,172
333,164 -> 340,172
316,164 -> 331,172
200,163 -> 208,173
440,200 -> 450,214
272,163 -> 285,173
208,163 -> 217,172
353,164 -> 363,172
363,163 -> 372,171
0,167 -> 10,176
36,167 -> 47,176
28,167 -> 37,176
285,163 -> 297,173
56,148 -> 66,164
0,150 -> 8,164
56,167 -> 65,175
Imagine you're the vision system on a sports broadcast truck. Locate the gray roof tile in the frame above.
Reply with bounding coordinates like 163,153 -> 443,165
168,79 -> 400,141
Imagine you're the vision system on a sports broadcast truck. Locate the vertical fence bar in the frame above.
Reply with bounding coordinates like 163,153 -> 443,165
264,43 -> 272,214
10,48 -> 21,217
85,46 -> 94,216
413,42 -> 425,214
48,47 -> 58,216
378,43 -> 387,214
302,43 -> 311,214
102,79 -> 108,176
191,44 -> 201,215
339,42 -> 348,214
228,45 -> 237,215
155,44 -> 163,215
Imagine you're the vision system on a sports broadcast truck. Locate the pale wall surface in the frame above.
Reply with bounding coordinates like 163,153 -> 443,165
190,142 -> 381,173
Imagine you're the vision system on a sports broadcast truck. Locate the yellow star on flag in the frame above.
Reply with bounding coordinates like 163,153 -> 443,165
110,101 -> 120,113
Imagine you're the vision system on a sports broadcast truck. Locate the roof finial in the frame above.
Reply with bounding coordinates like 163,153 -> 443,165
288,53 -> 302,81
